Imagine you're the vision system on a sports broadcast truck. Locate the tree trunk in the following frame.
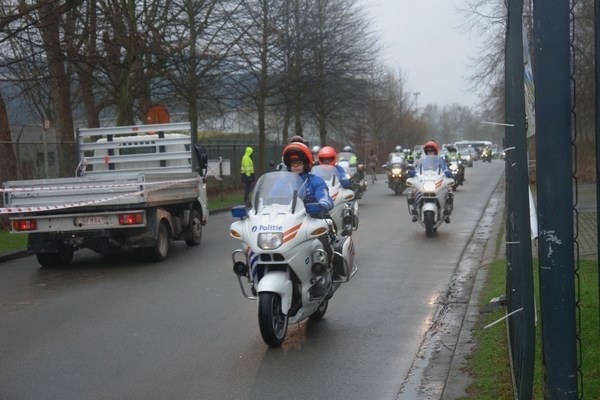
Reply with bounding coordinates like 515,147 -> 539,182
39,4 -> 76,177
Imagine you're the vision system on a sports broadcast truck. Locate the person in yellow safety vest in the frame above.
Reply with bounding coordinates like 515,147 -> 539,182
340,145 -> 358,166
445,145 -> 462,163
241,147 -> 255,203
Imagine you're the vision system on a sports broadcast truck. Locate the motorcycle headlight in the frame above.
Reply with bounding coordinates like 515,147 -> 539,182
258,232 -> 283,249
423,181 -> 436,192
391,168 -> 402,175
449,165 -> 458,170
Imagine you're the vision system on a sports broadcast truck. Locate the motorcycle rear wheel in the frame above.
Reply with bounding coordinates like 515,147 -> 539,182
258,292 -> 289,347
425,210 -> 434,238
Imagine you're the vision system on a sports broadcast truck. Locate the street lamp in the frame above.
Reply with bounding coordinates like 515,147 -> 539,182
413,92 -> 421,109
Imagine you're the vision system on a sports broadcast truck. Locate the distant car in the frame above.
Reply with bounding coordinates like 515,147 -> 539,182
457,147 -> 475,167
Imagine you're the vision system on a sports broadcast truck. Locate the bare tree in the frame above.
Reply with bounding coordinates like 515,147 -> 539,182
303,0 -> 376,146
164,0 -> 243,142
227,0 -> 287,175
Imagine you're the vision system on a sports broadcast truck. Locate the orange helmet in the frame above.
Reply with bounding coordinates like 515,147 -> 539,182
282,142 -> 312,173
317,146 -> 337,166
423,141 -> 439,155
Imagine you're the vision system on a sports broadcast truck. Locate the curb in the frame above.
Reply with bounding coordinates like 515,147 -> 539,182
0,249 -> 31,263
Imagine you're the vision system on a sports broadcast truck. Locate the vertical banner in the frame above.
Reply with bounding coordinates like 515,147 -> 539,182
523,24 -> 536,138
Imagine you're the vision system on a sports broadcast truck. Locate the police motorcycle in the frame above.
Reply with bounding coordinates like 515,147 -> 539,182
382,153 -> 409,195
447,159 -> 465,190
481,147 -> 492,162
406,155 -> 455,238
337,151 -> 367,199
229,171 -> 358,347
311,164 -> 359,236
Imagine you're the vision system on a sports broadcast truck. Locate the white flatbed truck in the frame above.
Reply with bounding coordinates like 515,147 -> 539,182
2,122 -> 209,266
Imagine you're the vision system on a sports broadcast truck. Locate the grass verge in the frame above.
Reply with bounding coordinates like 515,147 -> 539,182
0,231 -> 28,253
461,258 -> 599,399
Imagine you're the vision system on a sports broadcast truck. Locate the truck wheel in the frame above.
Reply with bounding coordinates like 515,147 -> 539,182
35,244 -> 73,267
58,244 -> 74,265
143,220 -> 171,261
36,252 -> 61,267
185,210 -> 202,246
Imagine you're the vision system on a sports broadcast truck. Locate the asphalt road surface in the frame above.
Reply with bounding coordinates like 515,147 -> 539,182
1,160 -> 504,400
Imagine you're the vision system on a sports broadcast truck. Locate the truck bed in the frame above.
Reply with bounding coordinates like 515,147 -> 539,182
3,171 -> 201,215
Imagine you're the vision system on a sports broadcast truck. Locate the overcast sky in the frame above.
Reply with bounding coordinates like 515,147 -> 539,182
359,0 -> 485,110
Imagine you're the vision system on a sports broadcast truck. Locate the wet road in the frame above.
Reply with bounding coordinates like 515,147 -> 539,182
0,160 -> 504,399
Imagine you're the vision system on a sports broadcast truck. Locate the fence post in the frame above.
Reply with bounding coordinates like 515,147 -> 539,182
505,0 -> 535,397
534,0 -> 578,397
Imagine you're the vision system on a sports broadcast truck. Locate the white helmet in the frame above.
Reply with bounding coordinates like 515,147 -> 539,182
342,145 -> 352,152
395,145 -> 402,152
311,145 -> 321,156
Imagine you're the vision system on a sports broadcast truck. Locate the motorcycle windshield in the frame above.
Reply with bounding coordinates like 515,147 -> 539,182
417,155 -> 443,173
251,171 -> 307,210
390,156 -> 404,164
311,165 -> 341,186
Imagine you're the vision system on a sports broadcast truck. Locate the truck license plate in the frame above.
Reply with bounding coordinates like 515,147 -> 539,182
77,217 -> 106,226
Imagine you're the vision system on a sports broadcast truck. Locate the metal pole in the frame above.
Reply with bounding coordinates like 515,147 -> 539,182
505,0 -> 535,397
595,0 -> 600,330
534,0 -> 578,397
42,126 -> 49,179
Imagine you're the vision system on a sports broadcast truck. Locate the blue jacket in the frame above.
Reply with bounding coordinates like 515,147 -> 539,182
300,173 -> 334,211
412,155 -> 452,177
333,165 -> 351,188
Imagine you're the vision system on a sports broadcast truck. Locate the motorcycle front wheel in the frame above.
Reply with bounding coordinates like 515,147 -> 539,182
258,292 -> 289,347
425,210 -> 434,238
309,299 -> 329,320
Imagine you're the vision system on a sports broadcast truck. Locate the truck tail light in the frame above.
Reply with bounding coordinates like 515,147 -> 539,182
118,213 -> 143,225
13,220 -> 37,231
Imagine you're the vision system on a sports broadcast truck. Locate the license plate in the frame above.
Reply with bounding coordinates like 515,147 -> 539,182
76,217 -> 106,226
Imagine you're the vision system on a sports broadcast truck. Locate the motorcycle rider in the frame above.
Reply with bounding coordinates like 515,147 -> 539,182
317,146 -> 351,188
281,142 -> 333,211
281,142 -> 334,262
405,148 -> 415,166
445,144 -> 465,183
483,145 -> 492,161
340,145 -> 358,166
311,145 -> 321,165
408,141 -> 453,221
417,141 -> 450,173
445,145 -> 462,162
273,135 -> 307,171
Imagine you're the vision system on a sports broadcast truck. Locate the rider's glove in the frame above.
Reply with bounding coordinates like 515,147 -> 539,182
408,170 -> 416,177
444,170 -> 452,177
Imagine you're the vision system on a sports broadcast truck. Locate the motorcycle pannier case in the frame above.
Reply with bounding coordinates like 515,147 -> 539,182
332,236 -> 356,280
